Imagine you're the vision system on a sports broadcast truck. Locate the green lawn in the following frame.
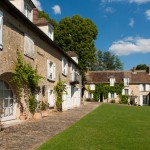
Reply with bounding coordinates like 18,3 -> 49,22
38,104 -> 150,150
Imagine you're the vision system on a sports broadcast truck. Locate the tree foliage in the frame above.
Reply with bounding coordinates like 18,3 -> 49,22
135,64 -> 148,70
39,11 -> 57,28
91,50 -> 123,71
54,15 -> 98,72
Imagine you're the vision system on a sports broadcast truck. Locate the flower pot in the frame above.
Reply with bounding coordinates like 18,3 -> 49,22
33,112 -> 42,119
41,110 -> 48,117
19,114 -> 26,120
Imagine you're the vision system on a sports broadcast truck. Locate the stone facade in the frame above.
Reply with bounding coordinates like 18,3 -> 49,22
84,70 -> 150,106
0,1 -> 82,121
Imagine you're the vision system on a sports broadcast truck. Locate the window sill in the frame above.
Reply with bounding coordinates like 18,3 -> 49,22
47,78 -> 55,82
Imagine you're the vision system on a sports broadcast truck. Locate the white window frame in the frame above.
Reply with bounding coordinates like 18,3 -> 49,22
124,78 -> 129,86
24,34 -> 34,58
110,78 -> 115,86
47,59 -> 56,81
24,3 -> 32,21
62,58 -> 68,76
139,84 -> 149,92
108,92 -> 117,99
0,10 -> 3,49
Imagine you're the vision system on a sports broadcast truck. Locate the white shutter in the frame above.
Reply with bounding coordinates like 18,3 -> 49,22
122,89 -> 125,95
0,11 -> 3,49
108,92 -> 111,98
139,95 -> 143,106
48,89 -> 55,107
53,63 -> 56,80
129,89 -> 131,95
24,34 -> 34,58
139,84 -> 142,91
62,58 -> 64,74
146,84 -> 149,91
47,59 -> 50,79
114,93 -> 117,98
66,61 -> 68,75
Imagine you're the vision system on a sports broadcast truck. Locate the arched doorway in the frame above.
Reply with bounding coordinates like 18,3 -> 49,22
0,80 -> 16,121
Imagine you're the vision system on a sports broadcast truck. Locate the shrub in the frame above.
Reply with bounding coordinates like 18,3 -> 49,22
120,95 -> 128,104
86,98 -> 97,102
110,100 -> 115,103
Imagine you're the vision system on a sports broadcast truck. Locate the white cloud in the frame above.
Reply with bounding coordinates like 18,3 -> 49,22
145,10 -> 150,20
129,18 -> 134,27
109,37 -> 150,56
32,0 -> 42,10
105,7 -> 114,13
52,5 -> 61,15
129,0 -> 150,4
101,0 -> 150,4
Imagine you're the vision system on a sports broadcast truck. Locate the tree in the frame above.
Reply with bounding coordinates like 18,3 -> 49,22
136,64 -> 148,70
54,15 -> 98,73
39,11 -> 57,28
91,50 -> 123,71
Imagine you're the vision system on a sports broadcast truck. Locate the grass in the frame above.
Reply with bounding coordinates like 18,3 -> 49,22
38,104 -> 150,150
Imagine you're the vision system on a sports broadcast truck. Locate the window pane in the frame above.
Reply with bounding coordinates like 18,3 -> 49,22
0,81 -> 3,90
0,90 -> 3,98
4,99 -> 9,107
3,82 -> 10,90
4,90 -> 10,98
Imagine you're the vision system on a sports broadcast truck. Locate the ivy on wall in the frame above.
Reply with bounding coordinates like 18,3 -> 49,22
93,83 -> 124,101
12,49 -> 42,114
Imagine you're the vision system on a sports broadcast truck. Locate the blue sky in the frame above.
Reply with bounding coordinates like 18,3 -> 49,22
32,0 -> 150,70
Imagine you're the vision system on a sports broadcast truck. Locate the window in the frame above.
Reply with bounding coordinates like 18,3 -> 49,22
139,84 -> 149,92
108,92 -> 116,99
143,95 -> 148,105
24,3 -> 32,21
110,78 -> 115,86
125,89 -> 129,95
48,25 -> 54,41
47,60 -> 56,81
0,11 -> 3,49
48,89 -> 55,107
124,78 -> 129,86
24,34 -> 34,58
62,58 -> 68,76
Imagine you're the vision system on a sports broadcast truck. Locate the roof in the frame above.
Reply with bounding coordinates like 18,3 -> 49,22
85,70 -> 150,84
67,51 -> 78,57
1,0 -> 81,70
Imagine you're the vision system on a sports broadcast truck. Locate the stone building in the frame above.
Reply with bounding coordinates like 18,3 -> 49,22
84,68 -> 150,106
0,0 -> 82,121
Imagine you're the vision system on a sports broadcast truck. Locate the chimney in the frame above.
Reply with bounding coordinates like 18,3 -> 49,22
132,67 -> 137,74
147,67 -> 150,75
33,8 -> 39,22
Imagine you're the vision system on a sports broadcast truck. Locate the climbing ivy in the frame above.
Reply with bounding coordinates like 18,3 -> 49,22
54,77 -> 67,111
12,49 -> 42,114
93,83 -> 124,101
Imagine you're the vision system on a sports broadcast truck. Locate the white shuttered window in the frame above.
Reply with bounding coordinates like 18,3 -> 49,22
47,59 -> 56,81
62,58 -> 68,76
24,34 -> 34,58
0,11 -> 3,49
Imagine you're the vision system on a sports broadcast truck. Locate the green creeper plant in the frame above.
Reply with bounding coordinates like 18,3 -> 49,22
54,77 -> 67,111
12,49 -> 42,114
93,83 -> 124,101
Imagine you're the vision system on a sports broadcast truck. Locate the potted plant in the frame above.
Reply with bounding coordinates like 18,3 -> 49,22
40,101 -> 49,117
33,101 -> 42,119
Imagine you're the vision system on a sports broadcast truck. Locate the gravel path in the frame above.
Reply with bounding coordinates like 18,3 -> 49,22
0,102 -> 101,150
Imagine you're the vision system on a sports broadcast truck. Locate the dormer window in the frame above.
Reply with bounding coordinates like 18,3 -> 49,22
110,78 -> 115,86
124,78 -> 129,86
24,3 -> 32,21
48,24 -> 54,41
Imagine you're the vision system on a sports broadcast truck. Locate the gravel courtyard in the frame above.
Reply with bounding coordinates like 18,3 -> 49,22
0,102 -> 101,150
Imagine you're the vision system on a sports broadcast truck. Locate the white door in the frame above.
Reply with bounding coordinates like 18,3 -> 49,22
66,86 -> 71,109
0,81 -> 16,121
